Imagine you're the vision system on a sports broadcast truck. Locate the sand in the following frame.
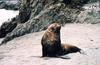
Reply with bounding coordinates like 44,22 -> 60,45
0,23 -> 100,65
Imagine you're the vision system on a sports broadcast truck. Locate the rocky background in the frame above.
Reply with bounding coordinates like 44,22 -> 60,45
0,0 -> 100,44
0,0 -> 20,10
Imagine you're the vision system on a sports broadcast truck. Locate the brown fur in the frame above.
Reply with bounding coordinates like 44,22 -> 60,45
41,23 -> 83,57
41,23 -> 62,57
58,44 -> 81,55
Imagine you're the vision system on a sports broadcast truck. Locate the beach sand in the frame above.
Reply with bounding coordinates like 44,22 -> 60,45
0,23 -> 100,65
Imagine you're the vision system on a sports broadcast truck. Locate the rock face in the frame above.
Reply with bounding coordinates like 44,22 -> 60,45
0,22 -> 17,38
76,2 -> 100,24
0,0 -> 91,44
0,0 -> 20,10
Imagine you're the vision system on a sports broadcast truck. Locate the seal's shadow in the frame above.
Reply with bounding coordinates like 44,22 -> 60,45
31,55 -> 71,60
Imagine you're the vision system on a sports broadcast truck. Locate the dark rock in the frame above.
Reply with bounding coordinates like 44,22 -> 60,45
0,0 -> 20,10
0,22 -> 17,38
1,0 -> 90,44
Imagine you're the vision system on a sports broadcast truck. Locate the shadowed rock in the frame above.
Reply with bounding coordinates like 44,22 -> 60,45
0,0 -> 20,10
0,22 -> 17,38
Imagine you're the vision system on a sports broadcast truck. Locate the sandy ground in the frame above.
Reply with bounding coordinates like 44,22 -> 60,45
0,23 -> 100,65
